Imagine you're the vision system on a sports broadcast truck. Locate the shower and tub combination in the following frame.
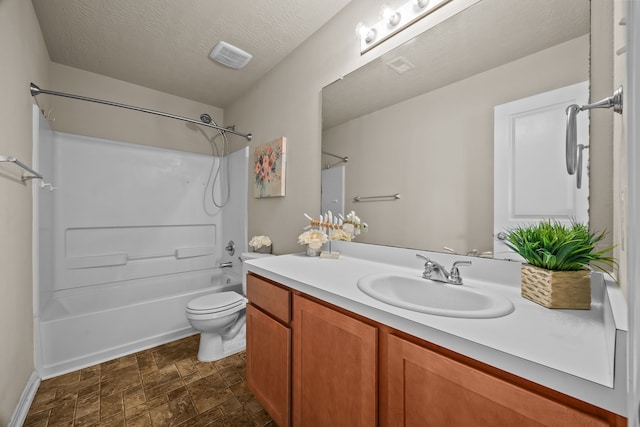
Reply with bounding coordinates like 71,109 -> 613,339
31,86 -> 252,378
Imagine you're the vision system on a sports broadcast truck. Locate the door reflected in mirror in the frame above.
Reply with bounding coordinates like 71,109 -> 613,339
321,0 -> 591,258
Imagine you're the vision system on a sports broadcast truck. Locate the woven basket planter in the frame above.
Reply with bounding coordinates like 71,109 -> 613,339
520,264 -> 591,309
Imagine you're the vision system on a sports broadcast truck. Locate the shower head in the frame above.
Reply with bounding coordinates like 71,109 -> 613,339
200,113 -> 212,124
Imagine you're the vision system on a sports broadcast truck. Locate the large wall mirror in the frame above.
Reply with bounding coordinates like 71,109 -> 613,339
322,0 -> 593,258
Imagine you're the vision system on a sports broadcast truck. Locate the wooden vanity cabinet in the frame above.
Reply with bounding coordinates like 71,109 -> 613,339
246,273 -> 626,427
245,274 -> 291,427
381,333 -> 625,427
292,294 -> 377,427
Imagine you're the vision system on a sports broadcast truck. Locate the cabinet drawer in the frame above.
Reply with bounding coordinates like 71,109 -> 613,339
247,274 -> 291,323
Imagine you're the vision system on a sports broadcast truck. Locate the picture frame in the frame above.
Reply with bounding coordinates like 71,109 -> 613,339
253,137 -> 286,198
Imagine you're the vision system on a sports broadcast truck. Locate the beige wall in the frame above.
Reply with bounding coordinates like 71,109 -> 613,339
225,0 -> 461,254
0,0 -> 50,423
50,63 -> 224,155
227,0 -> 616,257
323,36 -> 588,254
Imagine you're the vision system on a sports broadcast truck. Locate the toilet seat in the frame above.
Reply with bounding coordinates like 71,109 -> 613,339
186,291 -> 245,318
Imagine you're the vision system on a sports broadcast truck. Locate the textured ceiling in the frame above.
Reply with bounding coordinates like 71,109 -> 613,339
32,0 -> 351,108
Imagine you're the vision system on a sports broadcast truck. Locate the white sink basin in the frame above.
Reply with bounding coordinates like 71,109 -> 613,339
357,273 -> 514,318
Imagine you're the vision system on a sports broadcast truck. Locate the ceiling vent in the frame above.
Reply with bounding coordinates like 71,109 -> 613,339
209,41 -> 252,70
385,56 -> 415,74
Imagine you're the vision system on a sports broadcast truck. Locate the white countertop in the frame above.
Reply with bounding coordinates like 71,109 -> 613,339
243,242 -> 628,416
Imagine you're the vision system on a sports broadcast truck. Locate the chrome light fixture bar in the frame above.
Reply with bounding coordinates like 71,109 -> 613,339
360,0 -> 453,54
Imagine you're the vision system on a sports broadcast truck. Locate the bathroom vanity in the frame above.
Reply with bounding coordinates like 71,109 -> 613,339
243,242 -> 628,427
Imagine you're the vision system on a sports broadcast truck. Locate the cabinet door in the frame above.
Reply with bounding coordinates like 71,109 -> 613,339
293,295 -> 377,427
384,334 -> 610,427
246,303 -> 291,427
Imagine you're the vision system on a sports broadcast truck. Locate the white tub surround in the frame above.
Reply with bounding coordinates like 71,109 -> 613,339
34,114 -> 249,378
243,241 -> 628,417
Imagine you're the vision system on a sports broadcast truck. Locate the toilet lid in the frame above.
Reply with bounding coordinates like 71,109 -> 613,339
187,291 -> 244,313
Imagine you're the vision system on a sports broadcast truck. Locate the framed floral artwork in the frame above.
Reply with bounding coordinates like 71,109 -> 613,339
253,137 -> 286,198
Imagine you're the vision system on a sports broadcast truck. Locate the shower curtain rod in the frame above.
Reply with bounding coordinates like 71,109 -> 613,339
29,83 -> 252,141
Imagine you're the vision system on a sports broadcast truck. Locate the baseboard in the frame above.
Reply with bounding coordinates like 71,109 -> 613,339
8,371 -> 40,427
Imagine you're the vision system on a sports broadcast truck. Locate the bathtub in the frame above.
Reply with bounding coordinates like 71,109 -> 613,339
37,269 -> 242,378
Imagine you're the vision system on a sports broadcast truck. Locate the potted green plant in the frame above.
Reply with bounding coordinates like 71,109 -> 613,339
504,221 -> 615,309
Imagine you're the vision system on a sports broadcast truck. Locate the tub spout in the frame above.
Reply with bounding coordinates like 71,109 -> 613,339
218,261 -> 233,268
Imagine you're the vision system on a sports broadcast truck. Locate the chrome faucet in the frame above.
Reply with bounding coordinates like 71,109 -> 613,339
415,254 -> 471,285
218,261 -> 233,268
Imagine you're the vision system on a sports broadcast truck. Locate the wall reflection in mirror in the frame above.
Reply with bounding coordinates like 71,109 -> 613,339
321,0 -> 593,259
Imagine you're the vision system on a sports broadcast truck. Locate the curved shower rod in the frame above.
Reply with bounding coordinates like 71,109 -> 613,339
29,83 -> 252,141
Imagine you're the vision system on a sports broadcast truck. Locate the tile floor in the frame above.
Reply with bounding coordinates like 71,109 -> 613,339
23,335 -> 276,427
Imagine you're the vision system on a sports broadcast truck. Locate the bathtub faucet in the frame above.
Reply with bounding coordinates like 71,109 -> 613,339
218,261 -> 233,268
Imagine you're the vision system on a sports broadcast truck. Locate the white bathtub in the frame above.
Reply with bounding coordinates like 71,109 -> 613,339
37,269 -> 242,378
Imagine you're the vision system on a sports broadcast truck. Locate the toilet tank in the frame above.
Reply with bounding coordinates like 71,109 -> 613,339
241,252 -> 274,294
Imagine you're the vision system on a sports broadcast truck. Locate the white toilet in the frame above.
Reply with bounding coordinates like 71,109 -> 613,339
185,251 -> 273,362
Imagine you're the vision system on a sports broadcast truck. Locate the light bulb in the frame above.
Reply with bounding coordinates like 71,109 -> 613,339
416,0 -> 429,9
381,7 -> 394,21
387,11 -> 401,26
364,28 -> 377,44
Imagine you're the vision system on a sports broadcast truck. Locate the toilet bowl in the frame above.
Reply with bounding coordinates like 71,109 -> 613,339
185,251 -> 273,362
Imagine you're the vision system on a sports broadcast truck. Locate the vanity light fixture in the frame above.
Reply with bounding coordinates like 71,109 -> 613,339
360,0 -> 453,54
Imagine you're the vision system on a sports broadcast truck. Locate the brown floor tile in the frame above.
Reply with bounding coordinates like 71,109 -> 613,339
76,390 -> 100,419
136,351 -> 158,376
252,409 -> 277,427
152,338 -> 199,369
23,408 -> 50,427
80,364 -> 101,381
124,395 -> 169,420
25,337 -> 273,427
145,378 -> 185,401
175,358 -> 203,385
216,407 -> 256,427
46,393 -> 76,426
101,391 -> 125,420
142,364 -> 181,389
56,375 -> 101,397
176,406 -> 225,427
101,363 -> 142,397
123,384 -> 146,411
218,366 -> 244,387
194,360 -> 218,378
126,412 -> 153,427
96,413 -> 126,427
74,410 -> 101,427
101,354 -> 138,374
216,396 -> 242,415
27,388 -> 58,414
229,381 -> 256,405
213,353 -> 244,372
187,373 -> 234,414
40,370 -> 81,389
148,393 -> 198,427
